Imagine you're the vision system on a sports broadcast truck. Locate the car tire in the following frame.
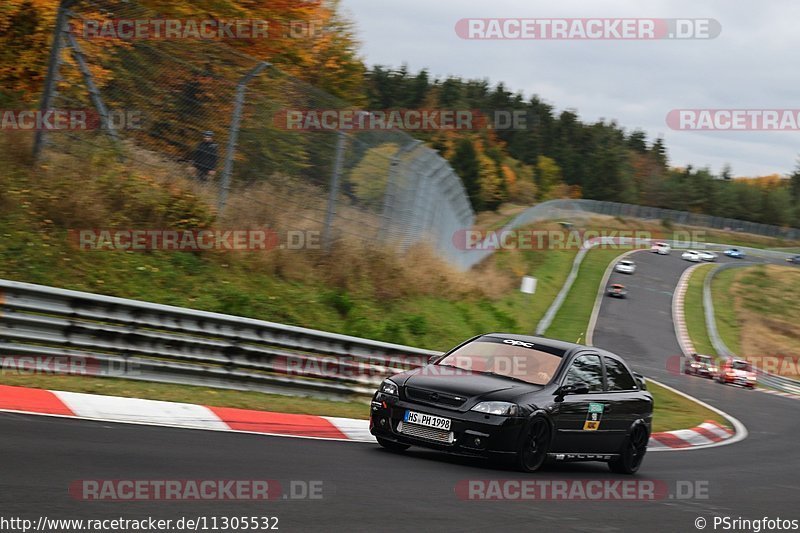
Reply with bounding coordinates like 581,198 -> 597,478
376,437 -> 410,452
608,425 -> 648,475
516,417 -> 551,473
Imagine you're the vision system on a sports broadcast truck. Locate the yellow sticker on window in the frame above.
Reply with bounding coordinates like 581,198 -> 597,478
583,420 -> 600,431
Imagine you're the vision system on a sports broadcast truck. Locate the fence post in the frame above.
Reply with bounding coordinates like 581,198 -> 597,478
323,131 -> 347,250
64,31 -> 122,155
33,0 -> 76,161
218,62 -> 271,213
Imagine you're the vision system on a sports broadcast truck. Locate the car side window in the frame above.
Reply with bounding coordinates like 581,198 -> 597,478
604,357 -> 637,391
563,355 -> 604,392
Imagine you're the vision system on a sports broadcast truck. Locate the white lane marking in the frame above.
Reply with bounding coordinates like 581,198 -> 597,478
323,416 -> 375,442
52,391 -> 229,431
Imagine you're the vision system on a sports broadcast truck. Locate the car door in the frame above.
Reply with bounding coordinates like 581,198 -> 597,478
550,354 -> 617,454
602,356 -> 648,450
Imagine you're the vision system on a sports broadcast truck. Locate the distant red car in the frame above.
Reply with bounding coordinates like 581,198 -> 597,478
717,358 -> 757,388
607,283 -> 628,298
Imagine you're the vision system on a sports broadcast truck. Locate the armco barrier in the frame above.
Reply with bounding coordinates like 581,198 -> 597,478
0,279 -> 439,401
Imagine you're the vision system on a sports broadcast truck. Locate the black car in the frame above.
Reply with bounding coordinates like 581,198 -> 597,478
370,334 -> 653,474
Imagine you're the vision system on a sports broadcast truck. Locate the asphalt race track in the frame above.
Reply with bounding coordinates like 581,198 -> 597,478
1,252 -> 798,532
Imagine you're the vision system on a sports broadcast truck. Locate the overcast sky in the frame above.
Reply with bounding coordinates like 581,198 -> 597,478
339,0 -> 800,178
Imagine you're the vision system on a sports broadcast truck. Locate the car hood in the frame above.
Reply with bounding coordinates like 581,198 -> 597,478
396,367 -> 540,403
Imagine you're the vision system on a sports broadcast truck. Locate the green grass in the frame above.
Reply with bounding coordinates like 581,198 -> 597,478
648,380 -> 727,432
545,248 -> 629,342
711,268 -> 743,354
683,264 -> 717,356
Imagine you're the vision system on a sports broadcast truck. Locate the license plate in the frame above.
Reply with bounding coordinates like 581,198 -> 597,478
404,410 -> 451,430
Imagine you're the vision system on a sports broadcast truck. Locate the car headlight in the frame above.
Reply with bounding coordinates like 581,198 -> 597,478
379,379 -> 399,396
470,401 -> 518,416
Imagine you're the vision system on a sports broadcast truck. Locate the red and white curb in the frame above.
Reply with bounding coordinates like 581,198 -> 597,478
0,384 -> 735,451
0,384 -> 371,442
647,420 -> 733,449
759,388 -> 800,401
672,263 -> 704,356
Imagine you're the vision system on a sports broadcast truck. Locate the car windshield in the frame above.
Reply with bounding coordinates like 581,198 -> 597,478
732,361 -> 752,371
436,338 -> 564,385
698,356 -> 712,363
620,261 -> 633,266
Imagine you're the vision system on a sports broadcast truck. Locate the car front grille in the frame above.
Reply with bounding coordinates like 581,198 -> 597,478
398,421 -> 454,444
405,387 -> 466,408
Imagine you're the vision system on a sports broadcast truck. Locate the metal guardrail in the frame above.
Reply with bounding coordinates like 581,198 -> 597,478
703,263 -> 800,395
0,279 -> 440,401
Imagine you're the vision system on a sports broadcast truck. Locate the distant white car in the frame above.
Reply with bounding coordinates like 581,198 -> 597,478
651,242 -> 671,255
681,250 -> 702,262
614,259 -> 637,274
697,250 -> 718,262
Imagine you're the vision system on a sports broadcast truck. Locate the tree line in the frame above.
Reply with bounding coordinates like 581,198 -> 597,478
365,65 -> 800,228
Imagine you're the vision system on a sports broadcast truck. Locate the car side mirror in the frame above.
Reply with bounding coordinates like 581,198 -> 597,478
555,382 -> 589,400
428,355 -> 440,365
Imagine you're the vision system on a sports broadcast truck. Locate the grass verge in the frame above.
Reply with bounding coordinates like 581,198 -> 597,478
711,268 -> 743,355
648,380 -> 728,432
545,248 -> 629,342
683,264 -> 716,356
0,374 -> 371,419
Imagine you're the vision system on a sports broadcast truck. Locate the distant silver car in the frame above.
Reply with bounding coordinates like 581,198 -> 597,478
614,259 -> 637,274
651,242 -> 671,255
697,250 -> 718,262
681,250 -> 702,262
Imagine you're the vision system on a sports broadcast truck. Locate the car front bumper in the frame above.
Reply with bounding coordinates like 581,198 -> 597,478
369,393 -> 527,457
